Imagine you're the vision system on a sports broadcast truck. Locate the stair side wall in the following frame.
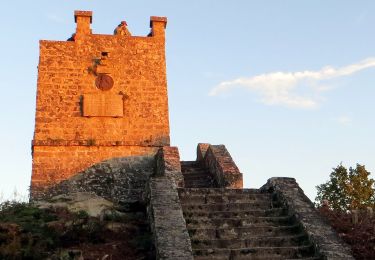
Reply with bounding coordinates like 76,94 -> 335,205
200,144 -> 243,188
261,177 -> 354,260
155,146 -> 184,187
146,147 -> 193,259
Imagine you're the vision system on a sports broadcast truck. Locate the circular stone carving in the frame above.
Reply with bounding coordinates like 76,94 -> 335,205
95,74 -> 114,91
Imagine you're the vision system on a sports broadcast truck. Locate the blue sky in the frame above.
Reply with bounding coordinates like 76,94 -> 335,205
0,1 -> 374,201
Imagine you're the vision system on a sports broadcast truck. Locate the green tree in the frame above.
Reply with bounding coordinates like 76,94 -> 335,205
315,164 -> 375,211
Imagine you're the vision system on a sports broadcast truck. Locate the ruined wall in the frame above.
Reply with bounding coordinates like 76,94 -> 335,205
31,11 -> 169,194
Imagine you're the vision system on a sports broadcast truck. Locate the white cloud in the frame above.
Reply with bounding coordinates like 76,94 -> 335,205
209,57 -> 375,109
336,116 -> 352,125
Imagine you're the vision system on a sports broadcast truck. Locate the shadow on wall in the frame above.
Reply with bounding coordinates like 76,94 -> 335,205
31,155 -> 156,204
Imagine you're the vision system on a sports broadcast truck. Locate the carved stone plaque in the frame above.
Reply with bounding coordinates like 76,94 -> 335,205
83,94 -> 123,117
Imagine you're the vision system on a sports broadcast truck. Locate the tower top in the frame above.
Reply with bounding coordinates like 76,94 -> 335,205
71,10 -> 167,38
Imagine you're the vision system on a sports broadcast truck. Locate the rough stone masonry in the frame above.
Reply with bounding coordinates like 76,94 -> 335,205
31,11 -> 169,196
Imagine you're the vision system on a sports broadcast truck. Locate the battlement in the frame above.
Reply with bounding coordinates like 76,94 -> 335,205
71,10 -> 167,40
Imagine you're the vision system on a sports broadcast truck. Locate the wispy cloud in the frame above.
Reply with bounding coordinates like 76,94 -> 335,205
336,115 -> 352,125
209,57 -> 375,109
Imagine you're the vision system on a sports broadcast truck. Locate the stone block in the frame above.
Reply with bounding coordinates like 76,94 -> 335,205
83,94 -> 123,117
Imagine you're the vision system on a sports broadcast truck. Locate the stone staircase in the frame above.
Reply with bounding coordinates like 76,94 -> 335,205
181,161 -> 216,188
178,162 -> 320,260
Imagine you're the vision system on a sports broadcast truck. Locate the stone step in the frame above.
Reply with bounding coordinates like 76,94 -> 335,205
183,208 -> 288,219
285,258 -> 321,260
194,257 -> 320,260
182,166 -> 209,171
182,170 -> 208,174
182,202 -> 276,212
193,245 -> 315,259
179,193 -> 273,205
191,234 -> 310,249
178,188 -> 263,196
182,168 -> 207,173
181,166 -> 208,172
188,225 -> 303,240
182,167 -> 210,172
194,257 -> 321,260
183,180 -> 213,185
184,181 -> 214,188
183,176 -> 213,183
182,173 -> 213,180
185,216 -> 294,229
183,180 -> 213,186
181,160 -> 199,166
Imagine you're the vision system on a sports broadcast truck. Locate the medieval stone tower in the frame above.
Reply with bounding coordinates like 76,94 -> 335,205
31,11 -> 169,194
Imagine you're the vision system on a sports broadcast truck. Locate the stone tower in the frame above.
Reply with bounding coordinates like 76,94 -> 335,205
31,11 -> 169,195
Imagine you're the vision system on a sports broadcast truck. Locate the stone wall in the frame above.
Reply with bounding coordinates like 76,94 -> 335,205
147,177 -> 193,260
261,177 -> 354,259
196,143 -> 210,162
31,145 -> 159,197
32,155 -> 155,204
200,144 -> 243,188
32,11 -> 170,192
147,146 -> 193,259
155,146 -> 184,187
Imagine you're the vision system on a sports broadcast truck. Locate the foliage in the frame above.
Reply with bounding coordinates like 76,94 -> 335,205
319,207 -> 375,259
315,163 -> 375,211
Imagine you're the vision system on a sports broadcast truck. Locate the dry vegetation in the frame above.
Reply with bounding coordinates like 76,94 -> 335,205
319,206 -> 375,259
0,201 -> 154,259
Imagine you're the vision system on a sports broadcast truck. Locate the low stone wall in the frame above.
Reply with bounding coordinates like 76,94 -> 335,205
261,177 -> 354,260
196,143 -> 210,162
148,146 -> 193,259
32,155 -> 155,205
200,144 -> 243,188
155,146 -> 184,187
147,177 -> 193,260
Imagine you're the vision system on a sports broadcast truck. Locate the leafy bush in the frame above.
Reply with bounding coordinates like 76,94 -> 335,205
316,164 -> 375,211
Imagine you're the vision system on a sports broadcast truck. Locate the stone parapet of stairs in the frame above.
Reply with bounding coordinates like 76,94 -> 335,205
148,146 -> 193,259
155,146 -> 184,187
261,177 -> 355,260
147,177 -> 193,260
198,144 -> 243,188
